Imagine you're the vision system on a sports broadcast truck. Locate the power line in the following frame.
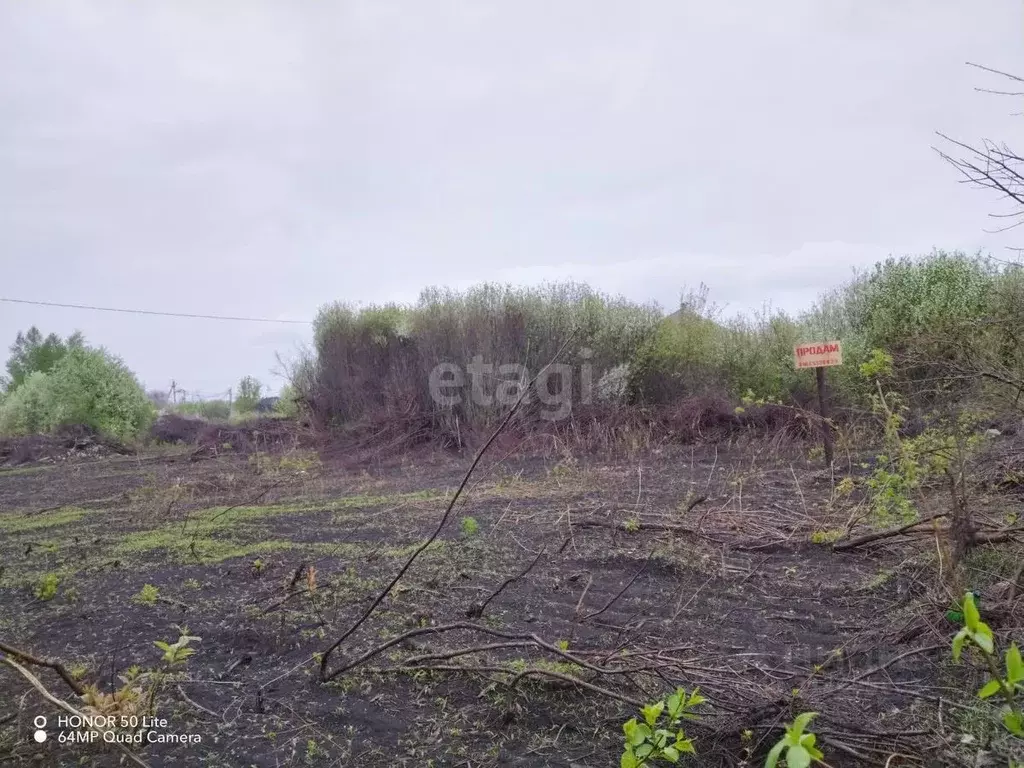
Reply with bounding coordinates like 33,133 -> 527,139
0,297 -> 312,324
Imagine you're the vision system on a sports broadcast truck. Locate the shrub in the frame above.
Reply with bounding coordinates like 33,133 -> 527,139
0,347 -> 154,441
0,371 -> 54,435
234,376 -> 262,414
274,385 -> 301,418
44,347 -> 155,441
308,282 -> 662,433
628,289 -> 806,406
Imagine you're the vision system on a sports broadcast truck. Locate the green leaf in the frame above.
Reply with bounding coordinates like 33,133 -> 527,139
620,751 -> 638,768
623,718 -> 642,745
765,741 -> 785,768
661,746 -> 680,762
666,690 -> 683,717
952,628 -> 968,661
978,679 -> 1002,700
153,641 -> 172,652
963,591 -> 980,632
1002,710 -> 1024,737
675,738 -> 695,754
1006,643 -> 1024,684
635,743 -> 653,759
643,701 -> 664,726
786,744 -> 812,768
972,625 -> 995,655
790,711 -> 818,738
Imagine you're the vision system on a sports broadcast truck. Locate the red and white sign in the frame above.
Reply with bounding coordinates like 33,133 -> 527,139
794,341 -> 842,369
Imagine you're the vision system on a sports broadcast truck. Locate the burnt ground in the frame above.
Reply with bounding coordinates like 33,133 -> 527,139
0,435 -> 1022,767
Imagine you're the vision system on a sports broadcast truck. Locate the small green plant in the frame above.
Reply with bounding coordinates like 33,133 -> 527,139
740,389 -> 782,407
305,738 -> 322,763
69,663 -> 88,681
459,516 -> 479,538
621,687 -> 705,766
765,711 -> 824,768
623,516 -> 641,533
133,584 -> 160,605
278,451 -> 322,475
35,572 -> 59,601
809,529 -> 842,545
154,626 -> 201,667
834,476 -> 854,497
951,591 -> 1023,737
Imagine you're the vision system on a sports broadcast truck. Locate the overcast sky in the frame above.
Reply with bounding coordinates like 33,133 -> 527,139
1,2 -> 1021,396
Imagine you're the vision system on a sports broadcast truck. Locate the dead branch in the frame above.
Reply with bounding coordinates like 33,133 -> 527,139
467,547 -> 546,619
576,519 -> 698,535
0,641 -> 85,696
582,548 -> 655,622
0,654 -> 150,768
322,620 -> 620,681
832,512 -> 948,552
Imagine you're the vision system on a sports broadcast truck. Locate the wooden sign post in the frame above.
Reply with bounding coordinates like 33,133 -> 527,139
793,341 -> 843,466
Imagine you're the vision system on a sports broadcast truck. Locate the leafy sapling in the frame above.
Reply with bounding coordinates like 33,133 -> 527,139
459,516 -> 479,538
621,687 -> 706,767
765,712 -> 824,768
952,591 -> 1023,737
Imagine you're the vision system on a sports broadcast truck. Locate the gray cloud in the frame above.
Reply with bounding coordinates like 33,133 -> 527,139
1,1 -> 1021,393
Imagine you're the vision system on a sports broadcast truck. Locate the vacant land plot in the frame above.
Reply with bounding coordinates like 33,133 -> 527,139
1,436 -> 1021,767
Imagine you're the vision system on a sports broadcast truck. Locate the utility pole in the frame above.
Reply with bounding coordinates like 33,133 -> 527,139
228,387 -> 233,415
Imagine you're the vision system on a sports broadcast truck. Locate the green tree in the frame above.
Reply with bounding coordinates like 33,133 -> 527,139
44,347 -> 155,440
0,346 -> 154,441
4,327 -> 85,392
235,376 -> 262,414
0,371 -> 54,435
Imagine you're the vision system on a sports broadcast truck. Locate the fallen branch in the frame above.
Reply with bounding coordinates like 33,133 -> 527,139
0,640 -> 85,696
832,512 -> 948,551
576,519 -> 698,535
973,525 -> 1024,544
467,547 -> 546,619
366,662 -> 643,706
0,654 -> 150,768
582,548 -> 655,622
324,620 -> 610,681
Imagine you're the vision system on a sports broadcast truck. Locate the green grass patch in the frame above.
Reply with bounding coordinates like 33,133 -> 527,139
184,489 -> 448,530
0,506 -> 90,534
